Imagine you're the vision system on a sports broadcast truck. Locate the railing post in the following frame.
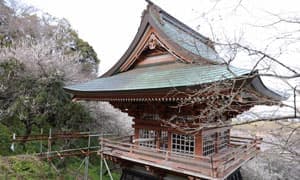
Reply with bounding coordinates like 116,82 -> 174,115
130,144 -> 133,153
210,155 -> 214,177
165,151 -> 169,160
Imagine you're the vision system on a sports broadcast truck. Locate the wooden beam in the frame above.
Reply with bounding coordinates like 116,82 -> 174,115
133,138 -> 155,143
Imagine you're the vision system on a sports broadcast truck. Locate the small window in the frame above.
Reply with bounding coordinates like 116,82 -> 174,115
139,129 -> 156,148
172,133 -> 194,155
203,133 -> 216,156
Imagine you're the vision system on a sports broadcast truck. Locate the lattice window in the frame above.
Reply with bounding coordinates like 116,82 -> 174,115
139,129 -> 156,148
172,134 -> 195,155
218,130 -> 229,151
203,133 -> 216,156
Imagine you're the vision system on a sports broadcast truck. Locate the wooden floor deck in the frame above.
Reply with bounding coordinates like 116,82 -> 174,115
99,136 -> 261,180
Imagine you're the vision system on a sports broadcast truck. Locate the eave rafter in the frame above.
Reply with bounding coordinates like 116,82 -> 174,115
72,94 -> 231,103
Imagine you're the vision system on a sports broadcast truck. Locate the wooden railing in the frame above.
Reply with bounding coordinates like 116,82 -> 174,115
212,136 -> 261,177
99,136 -> 261,179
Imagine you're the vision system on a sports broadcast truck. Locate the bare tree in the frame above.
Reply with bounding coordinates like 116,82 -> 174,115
157,1 -> 300,179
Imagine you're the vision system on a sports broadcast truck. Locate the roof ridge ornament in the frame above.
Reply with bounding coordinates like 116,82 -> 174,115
145,0 -> 164,25
145,33 -> 186,63
145,0 -> 154,5
148,33 -> 158,50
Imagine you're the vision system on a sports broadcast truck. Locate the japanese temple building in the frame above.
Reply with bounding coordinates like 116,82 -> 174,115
64,1 -> 285,180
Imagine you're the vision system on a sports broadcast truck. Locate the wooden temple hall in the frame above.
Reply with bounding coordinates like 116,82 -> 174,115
64,1 -> 285,180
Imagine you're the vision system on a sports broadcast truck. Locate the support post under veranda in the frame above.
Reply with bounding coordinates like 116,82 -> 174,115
100,152 -> 103,180
99,114 -> 113,180
99,138 -> 113,180
84,135 -> 91,180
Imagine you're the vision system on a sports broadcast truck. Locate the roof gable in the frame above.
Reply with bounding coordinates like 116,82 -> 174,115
119,30 -> 180,72
102,2 -> 223,77
63,1 -> 286,102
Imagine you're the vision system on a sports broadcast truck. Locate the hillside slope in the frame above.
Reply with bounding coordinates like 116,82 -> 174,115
0,155 -> 57,179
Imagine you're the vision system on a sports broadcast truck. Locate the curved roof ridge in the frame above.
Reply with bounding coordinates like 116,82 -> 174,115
101,8 -> 151,77
102,1 -> 224,77
148,3 -> 210,44
64,1 -> 287,103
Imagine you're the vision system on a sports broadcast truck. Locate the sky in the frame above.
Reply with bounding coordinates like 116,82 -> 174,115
17,0 -> 300,116
21,0 -> 300,76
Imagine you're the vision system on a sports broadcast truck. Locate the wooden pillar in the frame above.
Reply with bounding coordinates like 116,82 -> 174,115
134,128 -> 139,146
228,128 -> 231,146
167,131 -> 172,152
156,130 -> 161,150
215,131 -> 219,154
195,131 -> 202,156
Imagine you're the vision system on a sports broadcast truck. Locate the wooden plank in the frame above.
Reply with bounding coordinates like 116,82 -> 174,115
202,127 -> 231,136
230,136 -> 256,141
135,54 -> 176,67
133,138 -> 155,143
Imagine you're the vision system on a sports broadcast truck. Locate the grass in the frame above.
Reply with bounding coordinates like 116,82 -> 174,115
0,155 -> 57,179
0,155 -> 121,179
61,157 -> 121,179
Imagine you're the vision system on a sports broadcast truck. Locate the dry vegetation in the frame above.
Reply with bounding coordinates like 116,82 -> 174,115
232,121 -> 300,180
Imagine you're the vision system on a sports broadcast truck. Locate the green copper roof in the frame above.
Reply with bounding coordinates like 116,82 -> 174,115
155,12 -> 223,63
102,3 -> 223,77
64,63 -> 250,92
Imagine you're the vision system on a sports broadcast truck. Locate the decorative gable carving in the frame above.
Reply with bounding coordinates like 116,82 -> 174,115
120,31 -> 177,71
148,34 -> 158,50
131,33 -> 177,68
